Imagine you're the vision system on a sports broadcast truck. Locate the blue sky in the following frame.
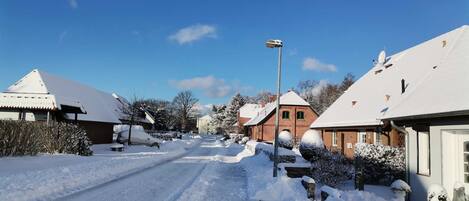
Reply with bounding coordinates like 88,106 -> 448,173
1,1 -> 468,106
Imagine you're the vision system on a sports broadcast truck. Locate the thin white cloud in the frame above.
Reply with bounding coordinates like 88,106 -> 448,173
193,103 -> 213,115
302,57 -> 337,72
68,0 -> 78,9
169,24 -> 217,45
169,75 -> 246,98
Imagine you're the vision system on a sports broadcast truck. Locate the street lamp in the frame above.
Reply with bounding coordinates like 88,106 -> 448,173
266,39 -> 283,177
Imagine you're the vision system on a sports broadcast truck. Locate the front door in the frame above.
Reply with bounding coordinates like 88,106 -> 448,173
442,130 -> 469,199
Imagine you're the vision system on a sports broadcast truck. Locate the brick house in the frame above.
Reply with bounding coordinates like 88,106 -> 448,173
310,48 -> 405,158
244,91 -> 318,144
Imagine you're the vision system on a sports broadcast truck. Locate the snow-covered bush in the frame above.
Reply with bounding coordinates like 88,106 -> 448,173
277,130 -> 294,150
427,184 -> 448,201
311,149 -> 353,187
240,137 -> 250,144
299,129 -> 324,161
0,120 -> 92,156
229,133 -> 244,143
354,143 -> 405,185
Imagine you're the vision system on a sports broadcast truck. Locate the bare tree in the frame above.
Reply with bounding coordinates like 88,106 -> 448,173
172,91 -> 198,132
297,73 -> 355,114
119,94 -> 145,145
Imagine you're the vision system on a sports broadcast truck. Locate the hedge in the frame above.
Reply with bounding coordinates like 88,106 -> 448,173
0,120 -> 93,157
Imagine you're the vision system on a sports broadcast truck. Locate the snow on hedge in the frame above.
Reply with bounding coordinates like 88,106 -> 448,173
299,129 -> 325,161
354,143 -> 405,185
300,129 -> 324,148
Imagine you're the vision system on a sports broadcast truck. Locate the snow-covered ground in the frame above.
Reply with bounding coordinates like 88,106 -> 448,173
1,136 -> 399,201
0,135 -> 201,201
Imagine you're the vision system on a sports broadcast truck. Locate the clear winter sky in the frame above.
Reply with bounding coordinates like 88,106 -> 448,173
1,1 -> 468,107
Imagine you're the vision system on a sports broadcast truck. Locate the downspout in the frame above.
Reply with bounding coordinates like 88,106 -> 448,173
390,120 -> 410,184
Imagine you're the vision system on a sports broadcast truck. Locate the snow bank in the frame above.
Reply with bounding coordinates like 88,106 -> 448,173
246,140 -> 296,163
321,185 -> 341,198
246,140 -> 295,156
239,151 -> 308,201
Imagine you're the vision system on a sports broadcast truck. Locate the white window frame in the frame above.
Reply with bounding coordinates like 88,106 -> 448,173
332,131 -> 337,146
374,132 -> 382,145
417,131 -> 430,175
358,131 -> 367,144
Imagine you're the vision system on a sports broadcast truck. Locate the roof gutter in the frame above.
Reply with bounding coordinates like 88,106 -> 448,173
390,120 -> 410,185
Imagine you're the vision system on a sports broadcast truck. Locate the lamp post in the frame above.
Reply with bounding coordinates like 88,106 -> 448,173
266,39 -> 283,177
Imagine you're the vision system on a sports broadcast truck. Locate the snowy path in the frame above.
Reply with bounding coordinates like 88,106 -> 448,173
61,137 -> 248,201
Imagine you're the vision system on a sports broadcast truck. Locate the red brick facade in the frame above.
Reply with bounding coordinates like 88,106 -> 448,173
246,105 -> 318,144
321,127 -> 404,159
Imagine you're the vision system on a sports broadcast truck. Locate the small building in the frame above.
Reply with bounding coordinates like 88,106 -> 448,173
311,25 -> 469,200
196,114 -> 213,134
0,69 -> 150,144
244,91 -> 318,143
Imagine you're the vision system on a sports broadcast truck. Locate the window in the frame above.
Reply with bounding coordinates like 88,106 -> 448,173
332,131 -> 337,146
417,131 -> 430,175
282,111 -> 290,119
296,111 -> 305,120
374,132 -> 382,145
358,131 -> 366,143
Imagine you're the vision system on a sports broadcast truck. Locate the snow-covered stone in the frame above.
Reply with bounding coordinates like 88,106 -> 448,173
390,179 -> 411,192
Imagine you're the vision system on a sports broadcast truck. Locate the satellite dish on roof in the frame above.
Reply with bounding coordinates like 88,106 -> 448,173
378,50 -> 386,65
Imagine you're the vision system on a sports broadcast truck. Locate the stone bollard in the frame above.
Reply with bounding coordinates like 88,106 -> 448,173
320,185 -> 341,201
354,170 -> 364,191
301,176 -> 316,200
390,179 -> 411,201
452,182 -> 465,201
427,184 -> 448,201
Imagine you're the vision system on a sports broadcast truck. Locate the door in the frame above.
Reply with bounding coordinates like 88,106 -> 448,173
442,130 -> 469,199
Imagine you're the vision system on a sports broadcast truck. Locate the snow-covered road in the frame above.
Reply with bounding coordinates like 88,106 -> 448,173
61,136 -> 248,201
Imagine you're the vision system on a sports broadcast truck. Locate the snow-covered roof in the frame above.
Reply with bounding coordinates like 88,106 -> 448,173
0,92 -> 86,112
3,69 -> 125,123
311,25 -> 469,128
244,91 -> 310,126
239,103 -> 263,118
382,25 -> 469,120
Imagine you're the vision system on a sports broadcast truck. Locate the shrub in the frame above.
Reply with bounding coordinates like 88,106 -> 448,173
299,129 -> 324,161
354,143 -> 405,185
278,130 -> 293,150
311,149 -> 354,187
0,120 -> 93,157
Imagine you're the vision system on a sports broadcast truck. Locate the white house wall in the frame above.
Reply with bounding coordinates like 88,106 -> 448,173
408,124 -> 469,201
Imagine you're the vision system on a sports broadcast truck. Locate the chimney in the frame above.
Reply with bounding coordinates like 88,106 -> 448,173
401,79 -> 406,94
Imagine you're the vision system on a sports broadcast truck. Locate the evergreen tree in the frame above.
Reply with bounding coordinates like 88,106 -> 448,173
209,104 -> 226,134
222,93 -> 247,133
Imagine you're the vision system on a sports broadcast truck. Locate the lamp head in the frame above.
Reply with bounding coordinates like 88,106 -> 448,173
266,39 -> 283,48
